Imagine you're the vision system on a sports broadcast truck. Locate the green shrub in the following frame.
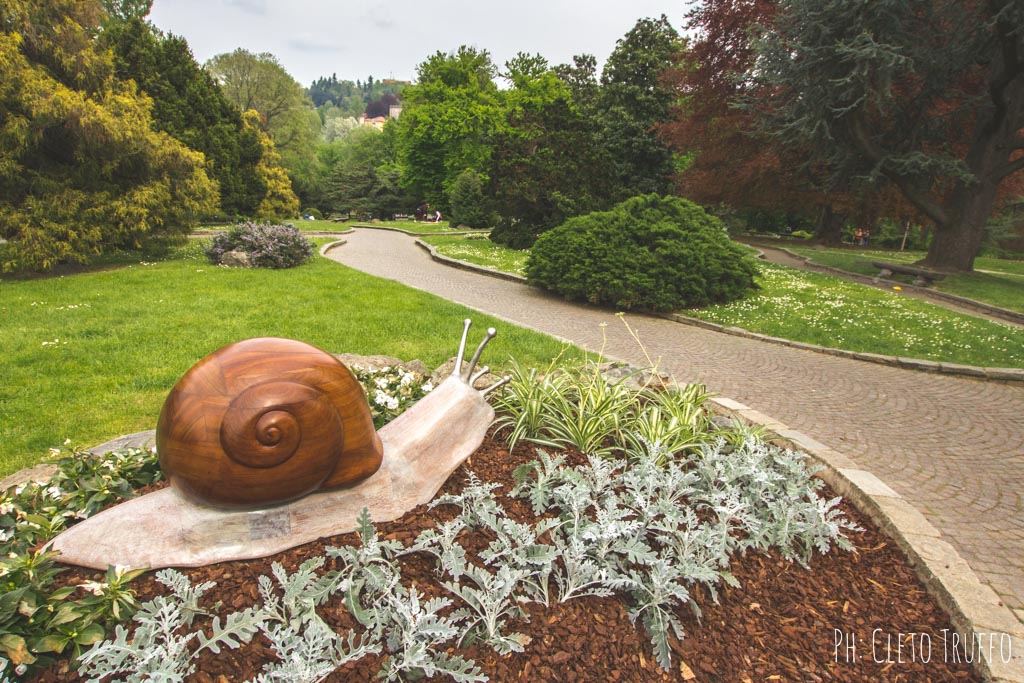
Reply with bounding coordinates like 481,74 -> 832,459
204,222 -> 315,269
303,207 -> 324,220
526,195 -> 759,311
791,230 -> 813,239
446,170 -> 494,229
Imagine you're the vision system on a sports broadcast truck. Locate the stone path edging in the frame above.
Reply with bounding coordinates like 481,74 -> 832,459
712,397 -> 1024,683
408,234 -> 1024,384
351,224 -> 491,238
414,238 -> 529,283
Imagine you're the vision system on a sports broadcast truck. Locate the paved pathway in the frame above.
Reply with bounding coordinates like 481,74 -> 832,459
327,229 -> 1024,622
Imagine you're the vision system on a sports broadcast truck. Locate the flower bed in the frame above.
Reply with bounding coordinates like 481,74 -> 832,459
2,365 -> 981,682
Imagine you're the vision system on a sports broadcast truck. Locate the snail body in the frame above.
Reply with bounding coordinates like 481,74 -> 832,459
51,320 -> 508,569
156,337 -> 383,508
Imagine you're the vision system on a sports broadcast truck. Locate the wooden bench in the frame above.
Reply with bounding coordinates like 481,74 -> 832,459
858,260 -> 947,287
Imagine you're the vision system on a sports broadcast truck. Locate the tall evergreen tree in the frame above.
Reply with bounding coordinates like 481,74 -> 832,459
598,15 -> 683,200
103,18 -> 266,218
750,0 -> 1024,271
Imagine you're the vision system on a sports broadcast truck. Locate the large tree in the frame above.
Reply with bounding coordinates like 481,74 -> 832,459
205,49 -> 317,162
103,18 -> 266,218
0,0 -> 217,271
598,15 -> 683,200
660,0 -> 852,243
751,0 -> 1024,271
488,54 -> 613,248
395,46 -> 504,209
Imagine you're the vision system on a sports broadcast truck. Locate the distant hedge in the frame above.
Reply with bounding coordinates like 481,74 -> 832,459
526,195 -> 759,311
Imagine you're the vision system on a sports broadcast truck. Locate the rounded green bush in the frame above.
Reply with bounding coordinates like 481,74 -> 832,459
526,195 -> 759,311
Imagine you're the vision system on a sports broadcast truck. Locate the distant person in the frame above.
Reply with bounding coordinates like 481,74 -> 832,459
855,228 -> 864,246
863,228 -> 871,247
415,203 -> 427,222
433,209 -> 442,223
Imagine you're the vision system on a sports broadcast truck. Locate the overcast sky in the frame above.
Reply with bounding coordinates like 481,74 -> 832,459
148,0 -> 691,88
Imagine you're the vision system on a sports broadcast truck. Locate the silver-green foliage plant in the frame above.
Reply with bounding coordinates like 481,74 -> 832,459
507,436 -> 860,670
77,570 -> 265,682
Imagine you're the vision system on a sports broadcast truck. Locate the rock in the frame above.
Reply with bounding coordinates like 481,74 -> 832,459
220,250 -> 252,268
431,356 -> 501,390
0,463 -> 58,492
89,430 -> 157,455
332,353 -> 431,379
597,361 -> 673,392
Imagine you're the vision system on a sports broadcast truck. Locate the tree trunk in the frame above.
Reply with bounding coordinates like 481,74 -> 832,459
813,204 -> 845,246
921,181 -> 997,272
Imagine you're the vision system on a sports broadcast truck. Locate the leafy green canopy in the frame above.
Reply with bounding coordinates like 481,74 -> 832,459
527,195 -> 759,311
487,54 -> 613,248
0,0 -> 218,272
394,47 -> 504,210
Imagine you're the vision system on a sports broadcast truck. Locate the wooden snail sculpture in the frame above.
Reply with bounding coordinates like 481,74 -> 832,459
50,320 -> 508,570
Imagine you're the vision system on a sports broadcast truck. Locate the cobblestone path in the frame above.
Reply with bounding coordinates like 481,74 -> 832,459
327,229 -> 1024,622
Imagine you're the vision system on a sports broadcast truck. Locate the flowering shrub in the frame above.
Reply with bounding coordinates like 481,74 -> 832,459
350,365 -> 434,429
204,222 -> 314,269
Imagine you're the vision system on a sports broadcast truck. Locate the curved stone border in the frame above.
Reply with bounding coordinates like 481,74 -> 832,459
352,224 -> 492,238
401,235 -> 1024,384
711,397 -> 1024,683
747,241 -> 1024,326
414,238 -> 529,283
319,239 -> 347,257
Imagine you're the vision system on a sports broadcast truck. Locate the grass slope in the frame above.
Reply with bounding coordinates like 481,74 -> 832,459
421,235 -> 528,275
0,247 -> 576,477
786,246 -> 1024,314
686,262 -> 1024,368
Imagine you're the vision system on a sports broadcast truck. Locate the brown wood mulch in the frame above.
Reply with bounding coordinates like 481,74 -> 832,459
34,432 -> 979,683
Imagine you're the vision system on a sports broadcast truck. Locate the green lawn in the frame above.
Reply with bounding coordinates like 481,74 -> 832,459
787,246 -> 1024,314
0,247 -> 578,477
687,262 -> 1024,368
421,235 -> 529,276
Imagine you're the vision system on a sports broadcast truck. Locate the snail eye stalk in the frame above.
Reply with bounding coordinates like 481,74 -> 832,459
454,318 -> 472,377
463,327 -> 497,381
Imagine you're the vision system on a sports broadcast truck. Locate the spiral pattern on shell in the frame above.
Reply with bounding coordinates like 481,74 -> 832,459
156,337 -> 384,509
219,381 -> 336,470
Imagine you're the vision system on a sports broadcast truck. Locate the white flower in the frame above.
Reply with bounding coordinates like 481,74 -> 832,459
400,372 -> 414,387
114,564 -> 129,578
421,381 -> 434,393
15,664 -> 27,676
45,486 -> 62,499
0,502 -> 14,515
374,377 -> 390,389
78,580 -> 108,596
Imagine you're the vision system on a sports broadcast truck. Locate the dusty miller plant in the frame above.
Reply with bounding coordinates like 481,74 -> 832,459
77,570 -> 264,682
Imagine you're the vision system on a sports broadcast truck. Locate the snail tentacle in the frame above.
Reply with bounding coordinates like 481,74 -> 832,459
481,375 -> 511,396
454,318 -> 472,377
470,365 -> 489,385
463,327 -> 497,381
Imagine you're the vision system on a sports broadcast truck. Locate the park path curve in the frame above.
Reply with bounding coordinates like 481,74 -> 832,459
326,228 -> 1024,622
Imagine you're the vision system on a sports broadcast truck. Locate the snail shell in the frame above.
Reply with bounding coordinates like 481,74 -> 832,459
156,337 -> 383,509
